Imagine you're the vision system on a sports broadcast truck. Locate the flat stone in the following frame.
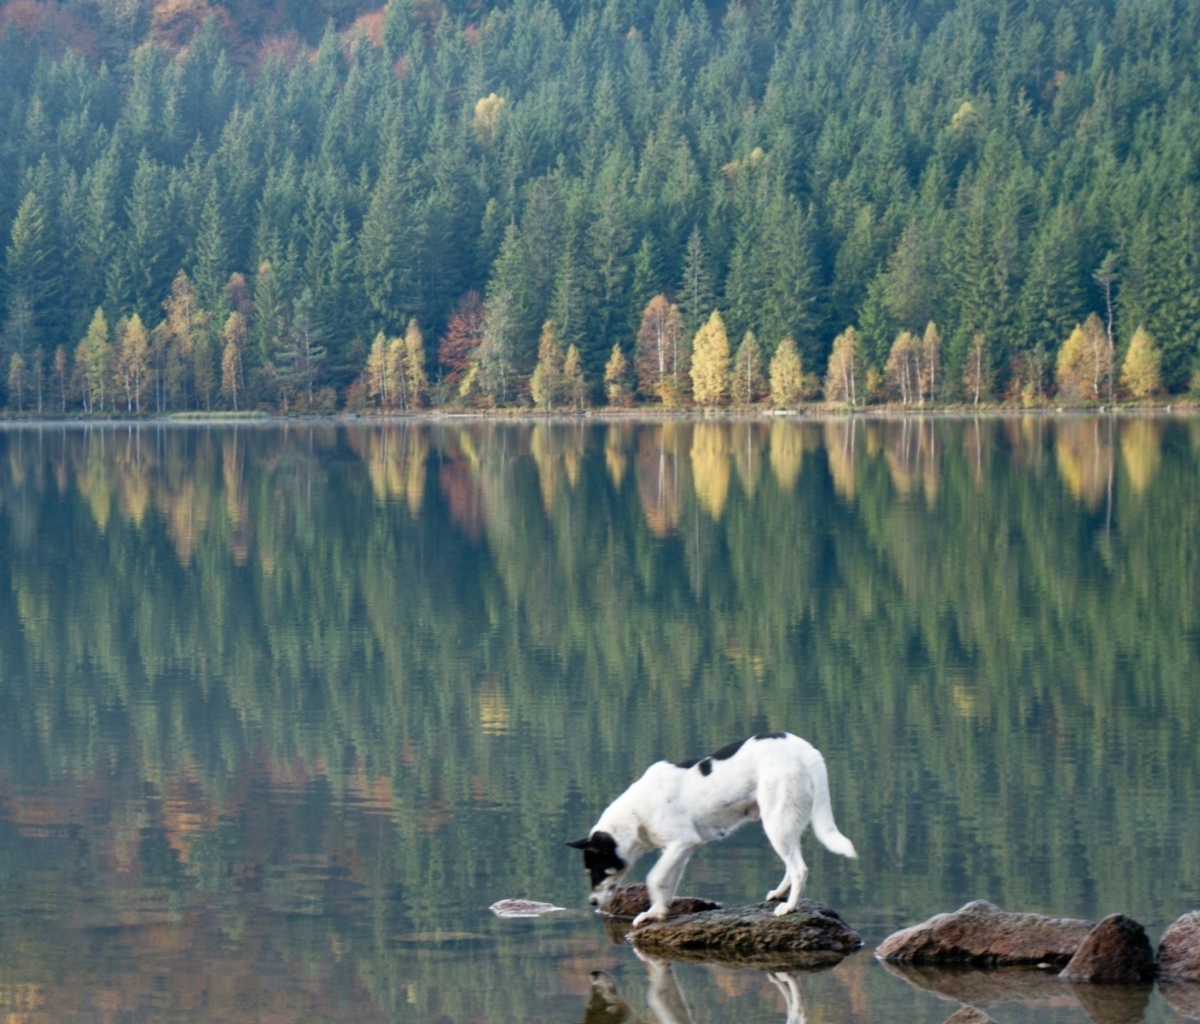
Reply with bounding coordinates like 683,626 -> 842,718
876,900 -> 1094,967
489,898 -> 566,918
1059,914 -> 1155,984
599,884 -> 722,920
1158,911 -> 1200,981
628,898 -> 862,970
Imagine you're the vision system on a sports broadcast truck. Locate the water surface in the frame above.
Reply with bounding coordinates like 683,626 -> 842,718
0,417 -> 1197,1023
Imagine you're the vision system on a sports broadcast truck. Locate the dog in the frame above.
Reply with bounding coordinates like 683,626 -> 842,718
568,732 -> 855,927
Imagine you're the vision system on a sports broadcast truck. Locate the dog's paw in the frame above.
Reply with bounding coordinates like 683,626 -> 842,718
773,902 -> 795,917
632,907 -> 668,928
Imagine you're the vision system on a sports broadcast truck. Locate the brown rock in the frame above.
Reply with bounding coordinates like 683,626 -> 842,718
1158,911 -> 1200,981
628,898 -> 862,970
1058,914 -> 1155,984
599,884 -> 722,920
875,900 -> 1094,967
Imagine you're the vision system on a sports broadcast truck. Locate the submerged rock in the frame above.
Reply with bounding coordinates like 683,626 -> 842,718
1058,914 -> 1155,984
599,884 -> 722,920
876,900 -> 1094,967
628,898 -> 862,970
1158,911 -> 1200,981
489,898 -> 567,918
942,1009 -> 999,1024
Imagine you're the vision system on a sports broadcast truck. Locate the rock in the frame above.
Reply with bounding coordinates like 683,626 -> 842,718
599,884 -> 722,920
942,1009 -> 999,1024
628,898 -> 862,970
489,898 -> 566,918
876,900 -> 1094,967
1158,911 -> 1200,981
1058,914 -> 1155,984
1160,980 -> 1200,1020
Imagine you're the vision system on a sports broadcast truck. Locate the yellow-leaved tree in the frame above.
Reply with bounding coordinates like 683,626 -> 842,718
1120,325 -> 1162,400
768,336 -> 804,407
689,309 -> 730,408
1055,313 -> 1111,404
823,326 -> 859,406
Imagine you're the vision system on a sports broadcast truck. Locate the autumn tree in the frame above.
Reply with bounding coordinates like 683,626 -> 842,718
690,310 -> 730,408
530,321 -> 564,410
731,331 -> 763,406
963,332 -> 989,406
403,318 -> 428,408
769,336 -> 805,407
7,352 -> 26,412
635,294 -> 686,406
114,313 -> 150,412
76,308 -> 111,413
604,343 -> 632,407
823,326 -> 860,406
1120,325 -> 1162,400
921,321 -> 942,404
563,343 -> 587,412
1055,314 -> 1111,404
885,330 -> 920,405
220,311 -> 247,411
439,291 -> 485,395
363,332 -> 391,409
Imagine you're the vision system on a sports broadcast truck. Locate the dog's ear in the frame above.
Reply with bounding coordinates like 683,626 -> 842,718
565,835 -> 593,850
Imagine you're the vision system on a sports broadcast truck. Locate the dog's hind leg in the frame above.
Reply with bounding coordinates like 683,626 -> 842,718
759,782 -> 811,916
633,842 -> 697,927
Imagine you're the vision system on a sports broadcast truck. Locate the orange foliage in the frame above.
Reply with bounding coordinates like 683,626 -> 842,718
0,0 -> 97,55
343,6 -> 384,48
151,0 -> 235,51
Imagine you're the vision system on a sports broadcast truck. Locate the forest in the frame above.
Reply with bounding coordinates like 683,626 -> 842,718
1,0 -> 1199,413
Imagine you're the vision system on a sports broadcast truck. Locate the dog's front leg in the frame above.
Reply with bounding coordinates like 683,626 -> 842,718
633,842 -> 696,927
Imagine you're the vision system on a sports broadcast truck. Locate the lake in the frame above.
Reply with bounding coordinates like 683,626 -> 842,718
0,416 -> 1197,1023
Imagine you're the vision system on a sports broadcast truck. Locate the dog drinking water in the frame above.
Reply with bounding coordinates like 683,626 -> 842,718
568,732 -> 855,927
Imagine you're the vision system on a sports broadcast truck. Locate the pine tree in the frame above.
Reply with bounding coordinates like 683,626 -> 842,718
690,309 -> 730,408
677,226 -> 716,340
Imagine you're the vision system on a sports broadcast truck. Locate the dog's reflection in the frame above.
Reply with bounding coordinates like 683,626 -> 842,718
580,955 -> 807,1024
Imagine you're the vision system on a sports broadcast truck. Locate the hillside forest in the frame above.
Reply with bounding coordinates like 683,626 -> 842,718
1,0 -> 1199,414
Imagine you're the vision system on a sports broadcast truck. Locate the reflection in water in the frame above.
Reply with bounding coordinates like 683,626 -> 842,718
581,958 -> 813,1024
1,417 -> 1199,1023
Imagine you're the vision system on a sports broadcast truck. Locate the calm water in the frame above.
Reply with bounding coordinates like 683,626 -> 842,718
0,416 -> 1198,1024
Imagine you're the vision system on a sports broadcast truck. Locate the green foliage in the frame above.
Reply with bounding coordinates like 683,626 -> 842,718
2,0 -> 1200,411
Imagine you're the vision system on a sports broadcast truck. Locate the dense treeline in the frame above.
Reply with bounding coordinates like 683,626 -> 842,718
1,0 -> 1199,414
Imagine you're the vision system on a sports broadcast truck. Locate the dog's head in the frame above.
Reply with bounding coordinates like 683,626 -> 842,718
566,830 -> 627,907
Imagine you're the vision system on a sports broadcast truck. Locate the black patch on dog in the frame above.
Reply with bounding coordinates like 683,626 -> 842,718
568,831 -> 626,889
699,757 -> 713,776
674,756 -> 702,769
755,731 -> 787,741
711,738 -> 747,761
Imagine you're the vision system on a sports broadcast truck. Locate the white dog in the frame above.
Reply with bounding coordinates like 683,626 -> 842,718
568,732 -> 855,927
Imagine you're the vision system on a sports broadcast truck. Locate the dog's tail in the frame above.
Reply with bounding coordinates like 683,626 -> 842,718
810,757 -> 857,859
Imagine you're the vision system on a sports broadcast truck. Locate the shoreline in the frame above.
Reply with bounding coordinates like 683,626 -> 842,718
0,402 -> 1194,429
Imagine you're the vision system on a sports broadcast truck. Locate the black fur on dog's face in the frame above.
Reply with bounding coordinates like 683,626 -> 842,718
566,831 -> 627,905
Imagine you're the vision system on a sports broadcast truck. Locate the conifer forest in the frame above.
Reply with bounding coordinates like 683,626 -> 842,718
1,0 -> 1198,413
